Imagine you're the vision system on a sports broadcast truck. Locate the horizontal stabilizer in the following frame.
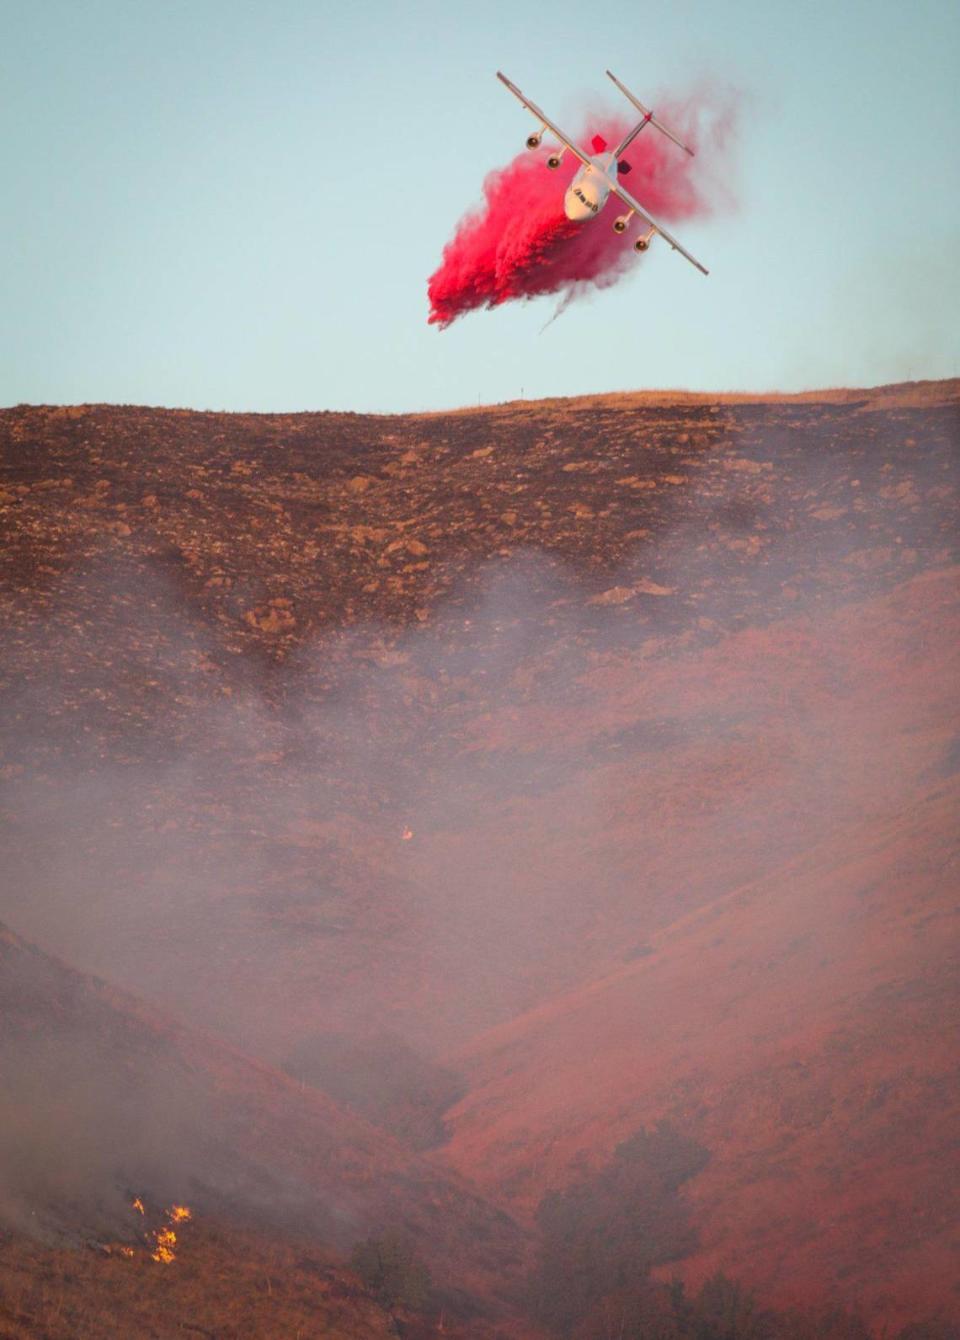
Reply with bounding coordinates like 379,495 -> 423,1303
606,69 -> 695,157
617,159 -> 631,175
591,133 -> 608,154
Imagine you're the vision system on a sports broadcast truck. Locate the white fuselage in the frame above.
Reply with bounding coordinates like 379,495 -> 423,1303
564,153 -> 615,221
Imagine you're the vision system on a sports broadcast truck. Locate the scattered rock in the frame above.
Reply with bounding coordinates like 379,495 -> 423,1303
590,578 -> 674,606
724,536 -> 761,556
633,578 -> 674,596
590,586 -> 635,606
724,458 -> 766,474
243,604 -> 296,634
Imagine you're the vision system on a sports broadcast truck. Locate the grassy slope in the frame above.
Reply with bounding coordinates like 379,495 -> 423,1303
0,1219 -> 397,1340
1,382 -> 957,1333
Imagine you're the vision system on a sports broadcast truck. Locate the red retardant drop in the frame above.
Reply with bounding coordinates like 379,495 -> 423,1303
427,90 -> 737,327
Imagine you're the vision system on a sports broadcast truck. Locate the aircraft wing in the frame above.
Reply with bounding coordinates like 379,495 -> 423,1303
603,172 -> 709,275
496,72 -> 591,169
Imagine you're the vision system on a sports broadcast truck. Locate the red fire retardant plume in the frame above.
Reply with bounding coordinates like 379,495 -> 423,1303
427,91 -> 736,327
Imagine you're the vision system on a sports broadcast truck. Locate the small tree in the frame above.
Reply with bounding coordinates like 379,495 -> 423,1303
350,1233 -> 431,1317
895,1325 -> 960,1340
784,1308 -> 872,1340
527,1122 -> 710,1335
681,1273 -> 768,1340
581,1282 -> 682,1339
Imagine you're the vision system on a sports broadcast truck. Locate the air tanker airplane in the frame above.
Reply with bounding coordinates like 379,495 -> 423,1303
497,69 -> 709,275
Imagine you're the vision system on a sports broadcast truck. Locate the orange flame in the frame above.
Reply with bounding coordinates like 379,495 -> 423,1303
102,1242 -> 138,1259
130,1198 -> 194,1263
401,826 -> 414,841
151,1205 -> 193,1261
151,1227 -> 177,1264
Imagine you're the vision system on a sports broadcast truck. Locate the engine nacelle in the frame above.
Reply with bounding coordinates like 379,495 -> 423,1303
634,234 -> 653,253
526,132 -> 542,150
613,215 -> 629,234
546,153 -> 563,169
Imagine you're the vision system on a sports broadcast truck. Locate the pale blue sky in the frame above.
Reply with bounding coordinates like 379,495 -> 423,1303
2,0 -> 958,412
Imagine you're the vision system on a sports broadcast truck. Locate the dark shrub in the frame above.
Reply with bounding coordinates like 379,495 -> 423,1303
527,1122 -> 710,1335
350,1233 -> 431,1313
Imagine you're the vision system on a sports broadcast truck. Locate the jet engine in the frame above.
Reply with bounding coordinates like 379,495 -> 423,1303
613,215 -> 630,234
546,152 -> 563,169
634,230 -> 655,253
526,132 -> 543,150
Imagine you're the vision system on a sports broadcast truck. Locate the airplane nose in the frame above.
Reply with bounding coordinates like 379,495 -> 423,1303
564,189 -> 595,222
